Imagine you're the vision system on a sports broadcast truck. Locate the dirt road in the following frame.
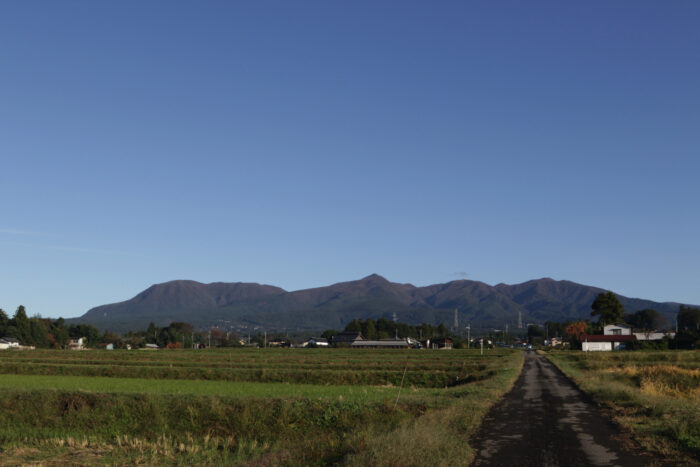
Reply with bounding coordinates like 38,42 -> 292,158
470,352 -> 664,466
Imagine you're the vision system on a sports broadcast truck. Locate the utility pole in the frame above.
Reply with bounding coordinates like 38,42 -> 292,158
208,330 -> 211,348
466,323 -> 471,349
264,331 -> 267,348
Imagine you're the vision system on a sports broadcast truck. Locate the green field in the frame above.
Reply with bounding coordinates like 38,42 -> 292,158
546,350 -> 700,464
0,348 -> 523,466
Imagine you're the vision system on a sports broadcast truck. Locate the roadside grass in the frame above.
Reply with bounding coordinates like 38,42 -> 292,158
0,348 -> 524,465
343,351 -> 524,466
546,350 -> 700,464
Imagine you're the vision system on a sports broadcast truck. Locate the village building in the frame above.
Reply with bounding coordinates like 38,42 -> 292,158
301,337 -> 329,347
351,338 -> 410,349
68,337 -> 86,350
582,323 -> 635,351
0,337 -> 21,350
581,334 -> 636,351
603,323 -> 632,336
331,331 -> 364,347
268,338 -> 291,347
633,330 -> 676,341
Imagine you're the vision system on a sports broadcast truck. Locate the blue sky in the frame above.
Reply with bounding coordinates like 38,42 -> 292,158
1,1 -> 699,319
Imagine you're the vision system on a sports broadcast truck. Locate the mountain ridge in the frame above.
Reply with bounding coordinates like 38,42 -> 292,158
69,274 -> 689,333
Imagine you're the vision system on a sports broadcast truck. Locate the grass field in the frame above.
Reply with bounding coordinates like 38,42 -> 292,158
0,348 -> 523,466
546,350 -> 700,464
0,348 -> 498,387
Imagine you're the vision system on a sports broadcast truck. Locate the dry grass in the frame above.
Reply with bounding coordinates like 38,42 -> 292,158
547,351 -> 700,465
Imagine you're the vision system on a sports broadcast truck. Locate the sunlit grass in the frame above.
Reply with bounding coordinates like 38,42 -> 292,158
0,348 -> 524,465
547,350 -> 700,463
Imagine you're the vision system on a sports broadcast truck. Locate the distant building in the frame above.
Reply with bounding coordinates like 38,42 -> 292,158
332,331 -> 364,347
633,331 -> 675,341
544,337 -> 564,347
268,338 -> 291,348
68,337 -> 85,350
0,337 -> 21,350
301,337 -> 329,348
144,343 -> 159,350
351,339 -> 410,349
582,334 -> 636,351
603,323 -> 632,336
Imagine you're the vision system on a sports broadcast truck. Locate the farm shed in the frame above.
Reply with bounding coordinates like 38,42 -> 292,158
351,339 -> 410,349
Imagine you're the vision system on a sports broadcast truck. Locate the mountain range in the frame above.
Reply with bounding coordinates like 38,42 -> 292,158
68,274 -> 688,334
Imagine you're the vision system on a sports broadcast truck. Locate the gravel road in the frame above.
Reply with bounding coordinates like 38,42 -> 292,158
470,352 -> 667,466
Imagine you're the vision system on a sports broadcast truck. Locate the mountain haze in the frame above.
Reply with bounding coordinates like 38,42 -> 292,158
69,275 -> 688,333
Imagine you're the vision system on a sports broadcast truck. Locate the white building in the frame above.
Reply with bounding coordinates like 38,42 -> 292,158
634,331 -> 675,341
301,337 -> 329,347
69,337 -> 85,350
603,323 -> 632,336
0,337 -> 21,349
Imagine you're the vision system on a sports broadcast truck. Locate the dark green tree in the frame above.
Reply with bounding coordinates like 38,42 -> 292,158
28,320 -> 50,347
675,305 -> 700,349
12,306 -> 31,344
320,329 -> 338,339
51,318 -> 70,348
678,305 -> 700,332
344,320 -> 362,333
527,324 -> 543,343
0,308 -> 8,336
591,292 -> 625,326
68,323 -> 101,347
362,319 -> 377,339
626,308 -> 663,331
145,322 -> 159,344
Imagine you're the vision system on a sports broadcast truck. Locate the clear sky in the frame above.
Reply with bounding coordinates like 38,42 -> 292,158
1,1 -> 699,319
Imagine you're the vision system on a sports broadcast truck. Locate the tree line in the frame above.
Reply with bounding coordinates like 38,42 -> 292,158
539,292 -> 700,349
0,306 -> 102,348
0,306 -> 246,349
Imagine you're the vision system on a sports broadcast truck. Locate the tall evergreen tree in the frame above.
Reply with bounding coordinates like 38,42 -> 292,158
591,292 -> 625,326
0,308 -> 8,335
13,305 -> 31,344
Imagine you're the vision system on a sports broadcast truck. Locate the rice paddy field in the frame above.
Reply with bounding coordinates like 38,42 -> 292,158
546,350 -> 700,464
0,348 -> 523,466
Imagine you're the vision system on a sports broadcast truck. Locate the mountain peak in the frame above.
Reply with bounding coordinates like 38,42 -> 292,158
360,273 -> 389,282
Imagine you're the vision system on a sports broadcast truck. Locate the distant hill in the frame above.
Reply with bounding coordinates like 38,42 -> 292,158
68,274 -> 688,333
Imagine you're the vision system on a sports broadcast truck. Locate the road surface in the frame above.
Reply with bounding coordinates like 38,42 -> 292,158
470,352 -> 665,466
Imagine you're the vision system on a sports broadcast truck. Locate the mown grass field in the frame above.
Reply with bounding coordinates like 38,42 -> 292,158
0,348 -> 523,466
546,350 -> 700,465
